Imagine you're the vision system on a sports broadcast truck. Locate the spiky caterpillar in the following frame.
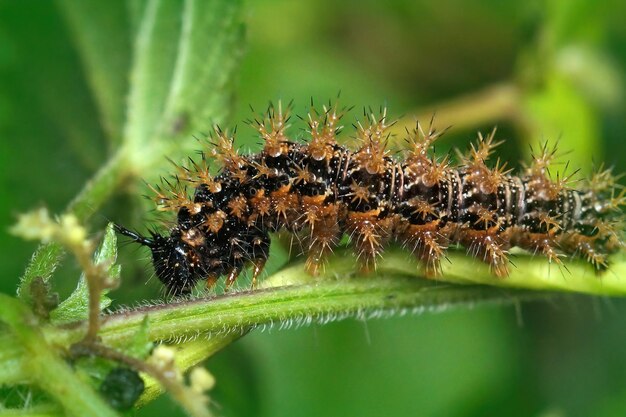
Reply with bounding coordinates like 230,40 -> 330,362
115,102 -> 625,295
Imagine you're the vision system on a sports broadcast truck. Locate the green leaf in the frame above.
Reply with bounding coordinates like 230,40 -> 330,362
364,248 -> 626,296
544,0 -> 605,48
126,0 -> 150,37
523,73 -> 600,174
16,243 -> 64,304
51,223 -> 120,323
123,0 -> 245,174
554,45 -> 623,109
56,0 -> 132,146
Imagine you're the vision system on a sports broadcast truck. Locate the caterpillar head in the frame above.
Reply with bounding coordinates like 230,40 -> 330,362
114,225 -> 199,295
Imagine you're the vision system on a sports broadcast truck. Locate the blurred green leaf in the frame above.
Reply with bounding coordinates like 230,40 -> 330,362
523,73 -> 600,174
126,0 -> 150,37
0,1 -> 106,295
123,0 -> 245,174
242,309 -> 519,417
544,0 -> 605,48
56,0 -> 132,146
16,0 -> 245,301
554,46 -> 624,109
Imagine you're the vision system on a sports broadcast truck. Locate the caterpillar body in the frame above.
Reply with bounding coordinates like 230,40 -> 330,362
116,102 -> 624,295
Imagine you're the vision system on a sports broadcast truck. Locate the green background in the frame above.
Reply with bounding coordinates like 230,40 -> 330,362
2,1 -> 626,416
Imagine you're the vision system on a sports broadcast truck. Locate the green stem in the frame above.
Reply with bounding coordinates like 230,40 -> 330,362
66,150 -> 130,222
103,280 -> 547,345
0,295 -> 120,417
44,273 -> 550,350
1,275 -> 549,386
6,247 -> 626,386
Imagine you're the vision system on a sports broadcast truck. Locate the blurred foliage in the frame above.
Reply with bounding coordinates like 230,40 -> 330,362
2,0 -> 626,416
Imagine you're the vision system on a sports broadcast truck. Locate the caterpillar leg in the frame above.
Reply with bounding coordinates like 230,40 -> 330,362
345,212 -> 391,273
514,231 -> 564,267
303,206 -> 341,276
396,220 -> 449,277
304,240 -> 335,276
461,228 -> 510,277
250,258 -> 267,288
574,240 -> 608,271
558,231 -> 610,271
249,230 -> 271,288
510,212 -> 566,268
205,274 -> 219,289
224,267 -> 243,290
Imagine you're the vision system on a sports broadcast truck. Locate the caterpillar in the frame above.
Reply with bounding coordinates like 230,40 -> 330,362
115,101 -> 625,295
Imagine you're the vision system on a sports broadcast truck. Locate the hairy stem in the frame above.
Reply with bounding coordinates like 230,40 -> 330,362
5,246 -> 625,387
48,275 -> 550,350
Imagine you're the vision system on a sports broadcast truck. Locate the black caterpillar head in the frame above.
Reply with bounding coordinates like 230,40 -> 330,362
114,225 -> 199,295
